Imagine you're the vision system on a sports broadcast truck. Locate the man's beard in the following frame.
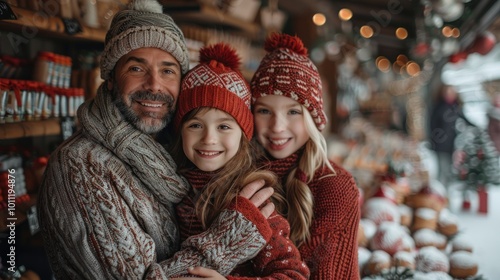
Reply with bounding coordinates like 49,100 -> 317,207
111,87 -> 175,134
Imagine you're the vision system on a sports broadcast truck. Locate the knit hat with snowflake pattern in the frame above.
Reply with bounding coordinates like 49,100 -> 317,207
250,33 -> 327,131
174,43 -> 253,139
100,0 -> 189,80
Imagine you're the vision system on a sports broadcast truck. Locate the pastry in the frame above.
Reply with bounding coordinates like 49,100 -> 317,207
415,246 -> 449,273
364,250 -> 391,276
406,184 -> 446,212
438,208 -> 459,237
411,207 -> 438,232
392,251 -> 415,270
451,235 -> 474,253
449,250 -> 478,278
358,246 -> 372,277
362,198 -> 401,225
370,221 -> 407,255
398,204 -> 413,227
359,218 -> 376,247
413,228 -> 439,249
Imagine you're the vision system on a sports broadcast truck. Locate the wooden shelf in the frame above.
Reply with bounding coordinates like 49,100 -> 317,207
0,118 -> 61,140
165,3 -> 260,40
0,6 -> 106,43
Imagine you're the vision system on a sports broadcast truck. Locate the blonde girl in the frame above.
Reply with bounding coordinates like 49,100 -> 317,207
251,33 -> 361,280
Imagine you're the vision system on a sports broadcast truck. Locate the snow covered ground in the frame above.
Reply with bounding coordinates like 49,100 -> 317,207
447,182 -> 500,280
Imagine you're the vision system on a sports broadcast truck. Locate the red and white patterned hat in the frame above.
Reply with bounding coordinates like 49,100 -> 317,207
250,33 -> 327,131
174,43 -> 253,139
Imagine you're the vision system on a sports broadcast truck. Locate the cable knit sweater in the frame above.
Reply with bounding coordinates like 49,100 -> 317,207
260,153 -> 360,280
37,86 -> 272,280
176,169 -> 310,279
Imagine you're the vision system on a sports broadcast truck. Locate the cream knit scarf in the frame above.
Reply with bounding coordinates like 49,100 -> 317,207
77,85 -> 190,205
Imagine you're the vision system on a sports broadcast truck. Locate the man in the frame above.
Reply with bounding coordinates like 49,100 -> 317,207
37,0 -> 274,279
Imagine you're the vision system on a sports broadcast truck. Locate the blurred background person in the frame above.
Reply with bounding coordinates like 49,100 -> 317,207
430,84 -> 462,188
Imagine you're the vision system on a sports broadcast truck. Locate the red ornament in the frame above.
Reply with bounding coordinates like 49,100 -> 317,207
462,199 -> 471,210
413,42 -> 431,57
466,31 -> 496,55
35,156 -> 49,167
459,169 -> 468,180
449,51 -> 468,63
380,173 -> 396,184
477,148 -> 484,160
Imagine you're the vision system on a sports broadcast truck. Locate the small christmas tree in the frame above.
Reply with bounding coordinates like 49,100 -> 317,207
454,124 -> 500,188
454,119 -> 500,213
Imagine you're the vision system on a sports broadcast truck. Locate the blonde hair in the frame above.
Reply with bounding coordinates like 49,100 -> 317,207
170,107 -> 286,228
282,107 -> 335,245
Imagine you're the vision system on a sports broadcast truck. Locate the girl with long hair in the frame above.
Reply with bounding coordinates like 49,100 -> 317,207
251,33 -> 361,279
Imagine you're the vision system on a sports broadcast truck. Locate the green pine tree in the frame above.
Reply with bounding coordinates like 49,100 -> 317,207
455,126 -> 500,188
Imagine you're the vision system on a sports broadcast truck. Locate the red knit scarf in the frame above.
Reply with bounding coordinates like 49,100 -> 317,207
176,168 -> 218,241
184,169 -> 218,191
259,152 -> 300,183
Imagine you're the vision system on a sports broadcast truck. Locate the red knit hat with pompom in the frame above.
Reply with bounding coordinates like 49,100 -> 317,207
174,43 -> 253,139
250,33 -> 327,131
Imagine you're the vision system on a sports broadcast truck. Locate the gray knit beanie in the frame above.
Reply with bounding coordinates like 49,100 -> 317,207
100,0 -> 189,80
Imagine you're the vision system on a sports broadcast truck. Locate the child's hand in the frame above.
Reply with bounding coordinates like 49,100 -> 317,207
239,180 -> 275,218
170,266 -> 227,279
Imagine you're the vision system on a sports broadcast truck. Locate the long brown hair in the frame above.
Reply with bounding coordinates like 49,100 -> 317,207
170,107 -> 286,228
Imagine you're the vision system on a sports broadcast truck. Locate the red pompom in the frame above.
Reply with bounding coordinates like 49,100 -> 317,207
264,33 -> 308,56
199,43 -> 241,70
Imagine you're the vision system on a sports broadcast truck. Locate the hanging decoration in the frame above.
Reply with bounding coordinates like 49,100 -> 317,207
412,42 -> 432,58
260,0 -> 287,33
448,51 -> 468,63
430,0 -> 465,22
466,31 -> 497,55
448,31 -> 497,63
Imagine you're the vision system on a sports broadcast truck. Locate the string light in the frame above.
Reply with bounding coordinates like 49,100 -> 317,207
397,54 -> 408,64
395,27 -> 408,40
360,25 -> 374,38
442,26 -> 453,38
313,13 -> 326,26
406,61 -> 421,76
376,57 -> 391,72
338,8 -> 353,21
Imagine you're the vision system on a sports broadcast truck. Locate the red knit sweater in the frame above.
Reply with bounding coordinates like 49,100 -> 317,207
176,169 -> 310,279
261,153 -> 361,280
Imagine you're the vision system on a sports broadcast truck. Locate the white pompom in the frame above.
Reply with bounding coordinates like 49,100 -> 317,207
128,0 -> 163,14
